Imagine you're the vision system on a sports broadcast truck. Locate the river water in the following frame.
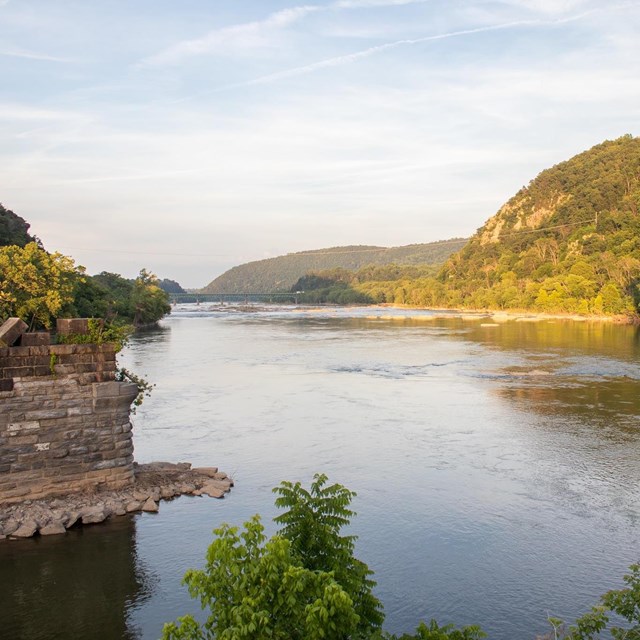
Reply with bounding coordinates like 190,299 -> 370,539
1,305 -> 639,639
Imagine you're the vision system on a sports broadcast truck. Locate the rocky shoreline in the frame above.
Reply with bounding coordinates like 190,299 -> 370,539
0,461 -> 233,539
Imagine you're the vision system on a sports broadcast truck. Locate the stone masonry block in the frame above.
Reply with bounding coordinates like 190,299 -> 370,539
0,318 -> 28,347
49,344 -> 77,356
56,318 -> 89,335
19,332 -> 51,346
7,421 -> 40,435
0,379 -> 13,392
92,381 -> 122,398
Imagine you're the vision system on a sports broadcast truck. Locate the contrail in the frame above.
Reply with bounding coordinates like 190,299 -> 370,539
244,20 -> 540,86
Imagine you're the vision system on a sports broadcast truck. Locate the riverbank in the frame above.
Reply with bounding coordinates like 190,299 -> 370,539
362,304 -> 635,324
0,461 -> 233,540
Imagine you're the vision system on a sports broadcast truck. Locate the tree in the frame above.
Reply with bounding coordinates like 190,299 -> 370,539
0,203 -> 38,248
130,269 -> 171,326
161,518 -> 361,640
274,473 -> 384,638
0,242 -> 78,329
538,564 -> 640,639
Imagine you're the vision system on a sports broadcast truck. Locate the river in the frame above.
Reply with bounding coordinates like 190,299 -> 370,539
1,305 -> 639,639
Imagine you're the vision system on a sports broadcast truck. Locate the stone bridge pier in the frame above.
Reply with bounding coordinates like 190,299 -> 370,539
0,318 -> 138,505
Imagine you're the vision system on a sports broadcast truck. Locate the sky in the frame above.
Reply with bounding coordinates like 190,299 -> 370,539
1,0 -> 639,288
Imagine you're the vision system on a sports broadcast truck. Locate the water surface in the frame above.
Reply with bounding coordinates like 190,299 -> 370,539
1,306 -> 639,639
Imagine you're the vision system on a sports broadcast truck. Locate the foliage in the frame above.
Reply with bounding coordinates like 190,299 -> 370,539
57,317 -> 132,353
437,135 -> 640,316
0,242 -> 78,329
536,564 -> 640,640
130,268 -> 172,326
292,265 -> 439,304
68,269 -> 171,327
0,203 -> 38,248
114,366 -> 155,411
158,278 -> 186,294
162,514 -> 361,640
201,240 -> 466,295
162,476 -> 491,640
289,137 -> 640,318
273,473 -> 385,637
388,619 -> 486,639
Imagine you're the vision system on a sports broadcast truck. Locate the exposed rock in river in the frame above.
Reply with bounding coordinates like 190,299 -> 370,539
0,461 -> 233,540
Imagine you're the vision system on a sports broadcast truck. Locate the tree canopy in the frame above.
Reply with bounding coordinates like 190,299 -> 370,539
0,203 -> 38,248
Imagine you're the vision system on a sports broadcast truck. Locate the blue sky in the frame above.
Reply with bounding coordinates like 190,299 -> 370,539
2,0 -> 639,287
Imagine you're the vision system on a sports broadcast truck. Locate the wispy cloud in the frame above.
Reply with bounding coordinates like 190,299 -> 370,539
228,3 -> 633,88
333,0 -> 430,6
242,20 -> 540,86
0,104 -> 83,121
139,0 -> 436,68
139,5 -> 321,67
0,48 -> 74,62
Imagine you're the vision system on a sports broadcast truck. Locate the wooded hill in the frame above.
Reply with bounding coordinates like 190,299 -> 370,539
0,203 -> 171,329
296,136 -> 640,316
200,240 -> 467,294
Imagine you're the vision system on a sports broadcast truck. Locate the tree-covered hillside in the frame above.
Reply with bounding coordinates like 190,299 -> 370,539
297,136 -> 640,317
0,203 -> 38,248
440,134 -> 640,314
200,240 -> 467,294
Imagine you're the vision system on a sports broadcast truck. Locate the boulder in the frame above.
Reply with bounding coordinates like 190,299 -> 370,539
0,519 -> 19,536
64,512 -> 80,529
11,520 -> 38,538
201,483 -> 225,499
193,467 -> 218,477
80,507 -> 107,525
40,521 -> 67,536
202,479 -> 231,493
125,501 -> 142,513
142,498 -> 158,513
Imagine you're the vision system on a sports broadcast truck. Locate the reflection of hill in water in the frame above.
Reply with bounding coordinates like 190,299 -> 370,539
0,515 -> 154,640
496,376 -> 640,432
440,317 -> 640,364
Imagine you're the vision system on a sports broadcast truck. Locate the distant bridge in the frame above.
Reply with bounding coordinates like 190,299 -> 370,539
170,292 -> 304,304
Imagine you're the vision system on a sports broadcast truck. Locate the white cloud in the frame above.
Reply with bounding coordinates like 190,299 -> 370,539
333,0 -> 431,7
0,48 -> 74,62
242,20 -> 539,86
139,5 -> 321,66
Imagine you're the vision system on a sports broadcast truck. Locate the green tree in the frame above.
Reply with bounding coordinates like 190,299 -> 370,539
0,242 -> 78,329
274,473 -> 384,637
0,203 -> 38,248
130,269 -> 171,326
162,514 -> 361,640
539,564 -> 640,639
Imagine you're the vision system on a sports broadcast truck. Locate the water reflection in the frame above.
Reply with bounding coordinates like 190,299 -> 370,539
2,307 -> 639,640
0,515 -> 154,640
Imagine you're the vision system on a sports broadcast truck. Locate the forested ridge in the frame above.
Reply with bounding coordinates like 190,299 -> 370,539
296,136 -> 640,317
200,240 -> 467,294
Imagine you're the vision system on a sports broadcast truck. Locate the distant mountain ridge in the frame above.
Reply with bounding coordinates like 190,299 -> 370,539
200,240 -> 467,294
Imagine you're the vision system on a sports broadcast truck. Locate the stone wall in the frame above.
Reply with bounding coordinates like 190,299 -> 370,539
0,321 -> 138,505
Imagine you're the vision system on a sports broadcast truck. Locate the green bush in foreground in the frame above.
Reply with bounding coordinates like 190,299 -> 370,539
162,475 -> 639,640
